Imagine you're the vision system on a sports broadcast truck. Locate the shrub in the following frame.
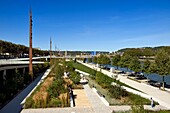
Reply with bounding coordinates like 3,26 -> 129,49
70,72 -> 81,84
108,85 -> 128,99
33,65 -> 39,73
25,96 -> 35,108
131,101 -> 145,113
0,93 -> 6,103
95,72 -> 113,88
47,79 -> 66,98
48,98 -> 61,107
55,65 -> 64,79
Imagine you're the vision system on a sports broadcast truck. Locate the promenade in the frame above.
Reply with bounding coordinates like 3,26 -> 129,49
79,61 -> 170,109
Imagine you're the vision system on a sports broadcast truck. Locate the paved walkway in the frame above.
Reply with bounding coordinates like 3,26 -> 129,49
79,61 -> 170,109
73,89 -> 91,107
83,84 -> 113,113
0,73 -> 44,113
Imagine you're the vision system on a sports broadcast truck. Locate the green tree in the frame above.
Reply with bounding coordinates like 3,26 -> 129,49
97,54 -> 110,65
88,58 -> 92,63
155,49 -> 170,90
143,59 -> 151,81
111,55 -> 121,69
129,58 -> 141,73
93,56 -> 98,64
118,54 -> 132,71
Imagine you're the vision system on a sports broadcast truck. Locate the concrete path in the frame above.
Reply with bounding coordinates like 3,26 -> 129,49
83,84 -> 113,113
0,73 -> 44,113
73,89 -> 91,107
21,107 -> 94,113
79,61 -> 170,109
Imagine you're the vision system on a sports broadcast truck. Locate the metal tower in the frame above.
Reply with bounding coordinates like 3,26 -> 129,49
29,9 -> 33,77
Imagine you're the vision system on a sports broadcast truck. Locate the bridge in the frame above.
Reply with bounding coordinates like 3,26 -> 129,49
0,55 -> 94,65
0,55 -> 94,77
0,60 -> 44,66
8,55 -> 94,61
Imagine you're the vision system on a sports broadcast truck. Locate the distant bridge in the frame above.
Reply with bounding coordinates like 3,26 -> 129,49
9,55 -> 94,61
0,60 -> 44,66
0,55 -> 94,66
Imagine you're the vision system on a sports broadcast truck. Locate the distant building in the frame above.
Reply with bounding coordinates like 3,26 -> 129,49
91,51 -> 96,56
34,47 -> 41,50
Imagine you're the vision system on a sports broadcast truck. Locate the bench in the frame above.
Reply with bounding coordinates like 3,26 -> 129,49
97,91 -> 105,98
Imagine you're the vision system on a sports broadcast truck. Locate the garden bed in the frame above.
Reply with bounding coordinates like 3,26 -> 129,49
87,76 -> 151,105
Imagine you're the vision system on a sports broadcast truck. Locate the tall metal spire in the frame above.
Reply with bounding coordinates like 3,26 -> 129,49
29,8 -> 33,78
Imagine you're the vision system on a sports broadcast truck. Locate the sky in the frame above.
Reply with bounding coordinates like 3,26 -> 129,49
0,0 -> 170,52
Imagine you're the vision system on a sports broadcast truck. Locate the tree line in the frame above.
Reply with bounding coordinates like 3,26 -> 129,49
0,40 -> 49,58
117,46 -> 170,57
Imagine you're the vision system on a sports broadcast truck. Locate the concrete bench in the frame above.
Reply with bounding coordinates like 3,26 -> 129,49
97,91 -> 105,98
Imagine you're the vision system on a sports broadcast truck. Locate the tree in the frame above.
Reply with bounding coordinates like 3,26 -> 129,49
112,55 -> 121,69
88,58 -> 92,63
155,49 -> 170,90
129,57 -> 141,73
97,54 -> 110,65
142,59 -> 151,81
118,54 -> 132,71
93,56 -> 98,64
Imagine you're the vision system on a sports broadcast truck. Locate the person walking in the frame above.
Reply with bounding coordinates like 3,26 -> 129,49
150,97 -> 154,108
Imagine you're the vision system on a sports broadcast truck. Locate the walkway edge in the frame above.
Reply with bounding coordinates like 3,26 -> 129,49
92,88 -> 110,106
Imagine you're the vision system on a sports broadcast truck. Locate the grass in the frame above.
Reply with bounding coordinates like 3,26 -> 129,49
67,61 -> 97,75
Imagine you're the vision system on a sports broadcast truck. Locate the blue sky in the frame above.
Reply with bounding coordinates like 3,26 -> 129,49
0,0 -> 170,51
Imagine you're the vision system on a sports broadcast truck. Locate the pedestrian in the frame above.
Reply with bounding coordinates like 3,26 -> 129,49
150,97 -> 154,108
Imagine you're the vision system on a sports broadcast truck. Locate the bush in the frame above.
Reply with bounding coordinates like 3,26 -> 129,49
25,96 -> 35,108
95,72 -> 113,88
47,79 -> 66,98
48,98 -> 61,107
131,101 -> 145,113
70,72 -> 81,84
108,85 -> 128,99
55,65 -> 64,79
0,93 -> 6,103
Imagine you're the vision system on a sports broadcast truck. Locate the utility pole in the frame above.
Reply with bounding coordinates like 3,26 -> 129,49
29,8 -> 33,79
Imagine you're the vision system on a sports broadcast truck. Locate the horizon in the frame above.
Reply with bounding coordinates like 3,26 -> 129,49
0,0 -> 170,51
2,39 -> 170,53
